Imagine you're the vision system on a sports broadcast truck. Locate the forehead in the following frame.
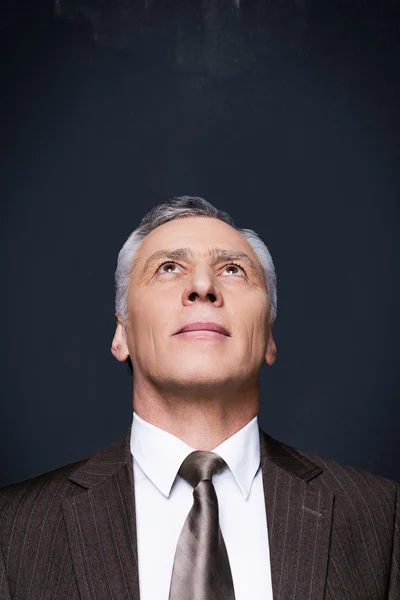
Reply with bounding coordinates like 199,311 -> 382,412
136,216 -> 257,261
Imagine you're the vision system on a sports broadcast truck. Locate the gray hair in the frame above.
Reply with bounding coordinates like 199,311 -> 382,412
115,196 -> 277,325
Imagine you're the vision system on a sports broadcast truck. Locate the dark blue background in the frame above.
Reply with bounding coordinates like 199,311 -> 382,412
1,0 -> 399,486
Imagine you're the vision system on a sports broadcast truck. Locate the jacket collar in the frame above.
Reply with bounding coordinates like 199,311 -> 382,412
64,424 -> 332,600
67,428 -> 131,489
68,424 -> 321,490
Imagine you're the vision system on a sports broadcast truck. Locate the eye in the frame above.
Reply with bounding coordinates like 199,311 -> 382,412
223,263 -> 245,276
155,260 -> 244,276
157,261 -> 180,274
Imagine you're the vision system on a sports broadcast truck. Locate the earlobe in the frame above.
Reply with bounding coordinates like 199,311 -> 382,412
265,335 -> 277,366
111,319 -> 130,363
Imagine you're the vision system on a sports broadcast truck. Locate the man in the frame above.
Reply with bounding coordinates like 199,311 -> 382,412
0,195 -> 399,600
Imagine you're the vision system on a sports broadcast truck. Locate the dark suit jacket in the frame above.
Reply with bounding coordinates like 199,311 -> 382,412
0,425 -> 399,599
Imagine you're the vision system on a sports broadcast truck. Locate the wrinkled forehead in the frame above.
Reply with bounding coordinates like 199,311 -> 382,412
134,216 -> 260,267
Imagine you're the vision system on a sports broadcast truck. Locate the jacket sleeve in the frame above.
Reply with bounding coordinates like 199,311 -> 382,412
0,543 -> 12,600
388,481 -> 400,599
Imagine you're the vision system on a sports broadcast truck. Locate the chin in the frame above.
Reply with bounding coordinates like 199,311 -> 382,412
162,365 -> 231,389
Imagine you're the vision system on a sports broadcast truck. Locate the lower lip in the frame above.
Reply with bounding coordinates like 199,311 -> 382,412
175,330 -> 229,339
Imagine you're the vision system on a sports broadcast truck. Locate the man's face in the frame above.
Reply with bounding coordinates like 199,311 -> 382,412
112,216 -> 276,393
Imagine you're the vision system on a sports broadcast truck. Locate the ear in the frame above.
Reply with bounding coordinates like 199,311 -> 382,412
265,332 -> 277,366
111,314 -> 130,362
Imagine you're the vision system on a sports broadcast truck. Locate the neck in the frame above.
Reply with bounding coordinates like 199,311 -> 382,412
132,379 -> 259,451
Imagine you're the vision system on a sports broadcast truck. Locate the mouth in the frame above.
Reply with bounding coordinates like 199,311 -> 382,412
174,322 -> 230,337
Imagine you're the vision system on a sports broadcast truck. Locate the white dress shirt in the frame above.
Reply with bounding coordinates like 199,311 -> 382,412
130,411 -> 274,600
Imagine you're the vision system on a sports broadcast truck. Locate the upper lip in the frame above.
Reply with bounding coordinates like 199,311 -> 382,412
174,322 -> 230,336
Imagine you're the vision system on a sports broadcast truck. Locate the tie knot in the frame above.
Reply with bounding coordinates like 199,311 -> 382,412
178,450 -> 227,488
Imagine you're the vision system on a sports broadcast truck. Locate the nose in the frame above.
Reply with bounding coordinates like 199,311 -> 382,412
181,264 -> 223,307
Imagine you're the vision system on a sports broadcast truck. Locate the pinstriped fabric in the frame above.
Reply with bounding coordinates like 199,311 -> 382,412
387,480 -> 400,599
0,540 -> 12,599
299,450 -> 400,600
260,434 -> 333,600
0,460 -> 86,600
259,431 -> 400,599
0,424 -> 399,600
0,432 -> 137,600
62,464 -> 140,599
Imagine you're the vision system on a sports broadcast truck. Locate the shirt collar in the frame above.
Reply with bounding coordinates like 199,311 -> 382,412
130,410 -> 260,500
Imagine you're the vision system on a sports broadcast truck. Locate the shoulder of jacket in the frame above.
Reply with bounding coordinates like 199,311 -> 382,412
0,457 -> 89,518
296,445 -> 400,505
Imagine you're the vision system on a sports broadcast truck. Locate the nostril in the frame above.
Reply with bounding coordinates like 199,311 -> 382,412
207,293 -> 216,302
189,292 -> 197,301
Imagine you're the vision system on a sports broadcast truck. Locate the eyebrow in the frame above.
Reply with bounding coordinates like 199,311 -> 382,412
141,247 -> 262,279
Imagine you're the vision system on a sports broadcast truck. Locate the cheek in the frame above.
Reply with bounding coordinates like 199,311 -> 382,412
249,308 -> 270,350
129,289 -> 156,322
129,291 -> 173,339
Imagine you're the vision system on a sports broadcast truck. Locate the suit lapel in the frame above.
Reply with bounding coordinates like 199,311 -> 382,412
62,424 -> 333,600
259,429 -> 334,600
62,429 -> 140,600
